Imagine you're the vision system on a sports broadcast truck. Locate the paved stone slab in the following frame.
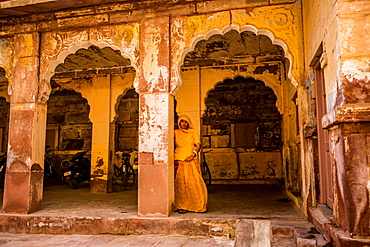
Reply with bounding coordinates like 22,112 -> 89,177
0,233 -> 235,247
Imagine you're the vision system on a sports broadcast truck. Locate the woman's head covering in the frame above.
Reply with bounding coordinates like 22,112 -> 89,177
177,115 -> 194,130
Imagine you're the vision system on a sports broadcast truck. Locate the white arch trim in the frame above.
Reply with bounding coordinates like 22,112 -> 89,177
43,41 -> 139,88
176,24 -> 297,93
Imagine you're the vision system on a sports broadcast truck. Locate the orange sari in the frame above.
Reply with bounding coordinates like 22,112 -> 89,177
174,116 -> 207,213
174,159 -> 207,212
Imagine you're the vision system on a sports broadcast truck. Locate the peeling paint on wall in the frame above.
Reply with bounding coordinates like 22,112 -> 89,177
139,93 -> 170,163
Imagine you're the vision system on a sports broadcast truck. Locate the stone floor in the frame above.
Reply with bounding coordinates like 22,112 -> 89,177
0,232 -> 235,246
38,183 -> 305,220
0,182 -> 318,246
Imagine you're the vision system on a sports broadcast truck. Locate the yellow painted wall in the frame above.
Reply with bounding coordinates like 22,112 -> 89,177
302,0 -> 340,112
177,65 -> 287,184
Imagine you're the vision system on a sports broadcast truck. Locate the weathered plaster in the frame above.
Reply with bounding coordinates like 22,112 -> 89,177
139,93 -> 172,163
302,0 -> 370,238
40,24 -> 140,98
303,0 -> 340,113
140,16 -> 170,94
0,38 -> 13,93
171,3 -> 302,94
342,58 -> 370,104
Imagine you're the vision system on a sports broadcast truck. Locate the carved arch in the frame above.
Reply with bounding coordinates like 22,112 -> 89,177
113,87 -> 138,123
174,25 -> 294,95
42,41 -> 139,102
202,74 -> 283,115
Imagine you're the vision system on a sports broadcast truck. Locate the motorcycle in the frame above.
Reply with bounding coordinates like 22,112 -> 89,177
61,149 -> 91,189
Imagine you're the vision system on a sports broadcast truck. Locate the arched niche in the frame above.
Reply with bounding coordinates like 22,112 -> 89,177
46,89 -> 92,152
113,88 -> 139,152
202,76 -> 282,151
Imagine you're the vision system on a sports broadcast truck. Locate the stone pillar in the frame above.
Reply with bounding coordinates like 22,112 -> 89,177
2,30 -> 47,214
89,75 -> 113,193
326,113 -> 370,236
138,16 -> 175,216
326,0 -> 370,236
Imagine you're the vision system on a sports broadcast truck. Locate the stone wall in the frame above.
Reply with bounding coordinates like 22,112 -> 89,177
115,88 -> 139,152
200,76 -> 282,183
204,149 -> 282,184
302,0 -> 370,239
47,89 -> 91,151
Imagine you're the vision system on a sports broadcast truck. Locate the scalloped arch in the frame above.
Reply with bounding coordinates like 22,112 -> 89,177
204,74 -> 283,114
49,88 -> 91,122
113,87 -> 138,123
43,41 -> 139,92
175,24 -> 295,94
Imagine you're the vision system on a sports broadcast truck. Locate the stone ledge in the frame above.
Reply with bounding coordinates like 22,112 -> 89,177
0,0 -> 56,9
323,104 -> 370,128
0,214 -> 236,239
309,205 -> 370,246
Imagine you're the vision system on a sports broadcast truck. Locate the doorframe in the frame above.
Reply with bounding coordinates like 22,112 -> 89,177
313,56 -> 333,209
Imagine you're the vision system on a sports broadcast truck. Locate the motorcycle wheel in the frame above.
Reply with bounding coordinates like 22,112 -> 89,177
125,164 -> 135,187
70,178 -> 80,189
113,164 -> 135,187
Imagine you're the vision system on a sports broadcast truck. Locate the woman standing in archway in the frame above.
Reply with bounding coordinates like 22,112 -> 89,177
174,115 -> 208,214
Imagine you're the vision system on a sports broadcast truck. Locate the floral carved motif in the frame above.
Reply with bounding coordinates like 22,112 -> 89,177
232,5 -> 302,84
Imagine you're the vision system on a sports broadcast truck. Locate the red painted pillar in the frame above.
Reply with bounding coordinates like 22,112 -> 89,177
2,30 -> 47,214
138,16 -> 175,216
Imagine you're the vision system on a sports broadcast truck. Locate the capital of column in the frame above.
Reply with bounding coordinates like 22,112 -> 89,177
10,31 -> 50,104
139,15 -> 171,94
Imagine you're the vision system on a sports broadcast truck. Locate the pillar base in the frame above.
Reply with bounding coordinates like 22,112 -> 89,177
138,153 -> 174,217
90,178 -> 109,194
2,164 -> 43,214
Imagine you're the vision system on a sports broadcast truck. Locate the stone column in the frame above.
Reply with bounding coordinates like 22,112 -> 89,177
325,0 -> 370,236
89,75 -> 113,193
138,15 -> 175,216
327,120 -> 370,236
2,30 -> 47,214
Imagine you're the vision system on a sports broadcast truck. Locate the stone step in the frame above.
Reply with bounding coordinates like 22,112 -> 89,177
0,214 -> 235,239
272,238 -> 297,247
0,232 -> 236,247
295,227 -> 331,247
234,219 -> 330,247
0,213 -> 330,246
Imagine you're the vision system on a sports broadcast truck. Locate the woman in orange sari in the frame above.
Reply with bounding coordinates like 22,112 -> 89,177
174,115 -> 207,214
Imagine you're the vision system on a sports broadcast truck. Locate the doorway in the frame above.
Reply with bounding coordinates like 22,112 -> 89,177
314,60 -> 333,208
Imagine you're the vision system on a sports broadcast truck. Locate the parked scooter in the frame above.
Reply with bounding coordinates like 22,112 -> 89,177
61,149 -> 91,189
